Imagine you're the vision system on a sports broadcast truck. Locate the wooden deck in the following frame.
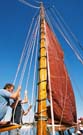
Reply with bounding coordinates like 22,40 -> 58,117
0,123 -> 21,133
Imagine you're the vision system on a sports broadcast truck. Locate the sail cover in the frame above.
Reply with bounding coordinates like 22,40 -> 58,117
45,21 -> 77,125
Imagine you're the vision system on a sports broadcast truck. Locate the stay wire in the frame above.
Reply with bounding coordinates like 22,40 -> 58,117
46,9 -> 83,65
18,0 -> 40,9
25,16 -> 40,91
13,12 -> 37,85
50,8 -> 83,57
18,17 -> 38,85
52,6 -> 83,51
31,19 -> 40,106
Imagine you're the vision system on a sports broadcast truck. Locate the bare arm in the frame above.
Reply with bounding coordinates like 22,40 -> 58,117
10,99 -> 18,108
23,105 -> 32,116
10,86 -> 21,99
21,92 -> 28,104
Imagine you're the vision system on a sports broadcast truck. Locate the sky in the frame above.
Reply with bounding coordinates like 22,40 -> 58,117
0,0 -> 83,120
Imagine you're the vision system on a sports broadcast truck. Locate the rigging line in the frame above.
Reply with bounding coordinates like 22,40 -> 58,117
64,54 -> 83,101
50,8 -> 83,57
45,11 -> 55,36
52,6 -> 83,51
30,31 -> 39,123
31,22 -> 40,106
19,15 -> 39,85
45,11 -> 61,61
45,20 -> 55,135
56,22 -> 83,65
13,15 -> 35,85
18,0 -> 40,9
47,10 -> 83,65
19,33 -> 35,85
59,72 -> 68,127
34,0 -> 42,4
45,13 -> 60,60
25,16 -> 40,91
25,15 -> 38,90
12,99 -> 19,123
19,35 -> 37,86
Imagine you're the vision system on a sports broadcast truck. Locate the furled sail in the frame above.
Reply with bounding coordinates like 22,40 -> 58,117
45,21 -> 77,125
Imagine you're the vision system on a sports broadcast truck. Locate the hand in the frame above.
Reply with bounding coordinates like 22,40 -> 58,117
17,86 -> 21,91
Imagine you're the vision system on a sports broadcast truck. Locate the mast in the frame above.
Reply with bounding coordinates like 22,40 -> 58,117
37,3 -> 47,135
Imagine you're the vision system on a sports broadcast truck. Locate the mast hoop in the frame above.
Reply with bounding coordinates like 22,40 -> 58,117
38,55 -> 47,60
37,98 -> 47,102
37,79 -> 47,85
37,116 -> 48,121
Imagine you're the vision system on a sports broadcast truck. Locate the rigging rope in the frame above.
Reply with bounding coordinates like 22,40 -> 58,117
50,7 -> 83,57
25,16 -> 40,91
45,8 -> 79,128
18,0 -> 40,9
52,6 -> 83,51
64,54 -> 83,101
59,69 -> 68,127
31,20 -> 40,105
12,15 -> 40,123
45,20 -> 55,135
34,0 -> 41,4
19,15 -> 39,85
13,14 -> 35,85
46,9 -> 83,65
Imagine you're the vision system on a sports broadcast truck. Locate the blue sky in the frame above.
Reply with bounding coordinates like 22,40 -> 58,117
0,0 -> 83,119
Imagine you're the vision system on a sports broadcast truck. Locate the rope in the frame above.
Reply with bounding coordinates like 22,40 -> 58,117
18,0 -> 40,9
45,10 -> 55,37
45,20 -> 55,135
12,99 -> 19,123
59,71 -> 68,127
19,16 -> 39,85
64,54 -> 83,101
25,16 -> 40,91
13,14 -> 35,85
28,21 -> 40,123
31,19 -> 40,105
46,9 -> 83,65
52,6 -> 83,51
34,0 -> 42,4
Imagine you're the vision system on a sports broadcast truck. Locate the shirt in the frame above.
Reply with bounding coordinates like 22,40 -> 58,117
0,89 -> 13,120
11,100 -> 23,124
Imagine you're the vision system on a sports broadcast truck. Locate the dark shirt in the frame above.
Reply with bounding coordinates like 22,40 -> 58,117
11,100 -> 23,124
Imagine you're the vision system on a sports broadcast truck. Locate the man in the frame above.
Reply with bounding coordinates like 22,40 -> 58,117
11,91 -> 32,124
9,92 -> 32,135
0,83 -> 21,125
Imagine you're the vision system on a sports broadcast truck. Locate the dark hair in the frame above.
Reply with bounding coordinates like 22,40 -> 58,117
3,83 -> 15,89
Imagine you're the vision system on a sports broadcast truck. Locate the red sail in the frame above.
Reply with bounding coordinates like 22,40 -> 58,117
45,21 -> 77,125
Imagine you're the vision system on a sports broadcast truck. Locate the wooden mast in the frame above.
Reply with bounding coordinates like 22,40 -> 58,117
37,2 -> 47,135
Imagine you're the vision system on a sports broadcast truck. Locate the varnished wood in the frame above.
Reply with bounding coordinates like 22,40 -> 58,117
37,2 -> 47,135
0,124 -> 21,133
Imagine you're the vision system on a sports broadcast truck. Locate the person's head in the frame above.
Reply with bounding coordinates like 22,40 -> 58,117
3,83 -> 15,93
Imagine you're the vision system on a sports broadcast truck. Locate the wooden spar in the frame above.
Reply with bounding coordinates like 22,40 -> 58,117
37,2 -> 47,135
0,124 -> 21,133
